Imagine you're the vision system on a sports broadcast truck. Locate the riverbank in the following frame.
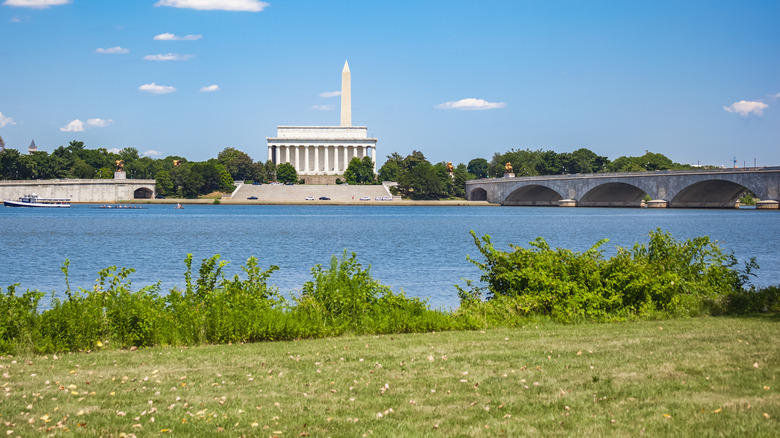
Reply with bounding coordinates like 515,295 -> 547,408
3,315 -> 777,437
112,198 -> 495,206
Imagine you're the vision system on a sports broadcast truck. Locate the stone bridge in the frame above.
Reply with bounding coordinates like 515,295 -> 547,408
0,179 -> 157,203
465,167 -> 780,209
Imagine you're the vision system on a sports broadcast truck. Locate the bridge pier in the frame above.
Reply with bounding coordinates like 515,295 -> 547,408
756,200 -> 779,209
557,199 -> 576,207
646,199 -> 667,208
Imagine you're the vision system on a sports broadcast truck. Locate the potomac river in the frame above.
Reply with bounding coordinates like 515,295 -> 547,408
1,204 -> 778,310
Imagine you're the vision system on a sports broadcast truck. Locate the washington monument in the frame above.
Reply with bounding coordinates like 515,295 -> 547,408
340,61 -> 351,127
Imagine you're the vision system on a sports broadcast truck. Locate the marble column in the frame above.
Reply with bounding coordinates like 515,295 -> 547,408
304,146 -> 310,173
343,145 -> 349,172
371,147 -> 376,174
324,145 -> 330,174
268,146 -> 272,163
314,146 -> 319,174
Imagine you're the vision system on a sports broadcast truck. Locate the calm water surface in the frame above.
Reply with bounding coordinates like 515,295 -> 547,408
1,205 -> 778,309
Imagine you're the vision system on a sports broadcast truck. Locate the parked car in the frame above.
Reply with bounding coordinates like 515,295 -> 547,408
252,182 -> 262,185
155,194 -> 165,199
247,196 -> 258,200
305,196 -> 315,201
360,196 -> 371,201
319,196 -> 330,200
382,196 -> 393,201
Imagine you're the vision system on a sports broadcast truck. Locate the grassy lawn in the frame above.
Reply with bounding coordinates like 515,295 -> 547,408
1,315 -> 777,437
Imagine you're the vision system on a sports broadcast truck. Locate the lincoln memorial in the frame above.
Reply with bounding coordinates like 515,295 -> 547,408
266,61 -> 378,176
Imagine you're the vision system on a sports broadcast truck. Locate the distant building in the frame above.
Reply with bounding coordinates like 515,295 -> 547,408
266,61 -> 377,176
28,140 -> 37,154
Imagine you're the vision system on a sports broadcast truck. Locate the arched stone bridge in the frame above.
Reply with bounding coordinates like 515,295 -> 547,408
465,168 -> 780,209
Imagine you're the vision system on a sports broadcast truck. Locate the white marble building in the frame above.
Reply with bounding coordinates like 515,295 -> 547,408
267,61 -> 377,175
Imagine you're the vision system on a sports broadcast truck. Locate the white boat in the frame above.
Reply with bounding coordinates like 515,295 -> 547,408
3,193 -> 71,208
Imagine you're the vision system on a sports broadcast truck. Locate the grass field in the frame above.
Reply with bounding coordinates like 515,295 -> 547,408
1,315 -> 777,437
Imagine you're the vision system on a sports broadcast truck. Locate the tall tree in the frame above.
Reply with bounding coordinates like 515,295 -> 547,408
467,158 -> 489,178
276,162 -> 297,183
217,147 -> 255,181
378,153 -> 403,182
344,156 -> 376,184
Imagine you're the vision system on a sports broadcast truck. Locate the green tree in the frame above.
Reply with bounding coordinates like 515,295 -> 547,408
344,156 -> 376,184
488,149 -> 541,177
249,161 -> 267,183
70,158 -> 96,179
119,147 -> 140,164
398,158 -> 448,200
451,163 -> 475,198
217,147 -> 255,181
276,163 -> 297,183
264,160 -> 277,182
216,164 -> 235,192
155,170 -> 174,196
96,166 -> 114,179
378,153 -> 404,182
467,158 -> 489,178
402,150 -> 428,172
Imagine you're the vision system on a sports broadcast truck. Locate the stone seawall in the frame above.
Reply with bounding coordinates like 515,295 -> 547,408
0,179 -> 156,203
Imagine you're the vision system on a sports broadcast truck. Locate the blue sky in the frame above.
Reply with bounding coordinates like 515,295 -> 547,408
0,0 -> 778,168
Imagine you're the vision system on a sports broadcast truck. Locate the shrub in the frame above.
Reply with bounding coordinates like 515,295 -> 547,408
297,251 -> 456,334
458,228 -> 760,322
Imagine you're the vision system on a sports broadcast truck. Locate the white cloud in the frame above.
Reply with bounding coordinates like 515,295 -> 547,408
154,0 -> 269,12
95,46 -> 129,54
435,98 -> 507,110
143,150 -> 162,156
143,53 -> 193,61
87,118 -> 114,127
9,15 -> 23,22
60,119 -> 84,132
319,91 -> 341,98
107,148 -> 121,154
311,104 -> 335,111
154,32 -> 202,41
0,112 -> 16,128
723,100 -> 769,117
139,83 -> 176,94
3,0 -> 71,8
199,84 -> 220,92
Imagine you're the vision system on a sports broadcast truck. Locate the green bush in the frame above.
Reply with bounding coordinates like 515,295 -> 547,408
458,228 -> 762,322
297,251 -> 457,334
0,231 -> 776,354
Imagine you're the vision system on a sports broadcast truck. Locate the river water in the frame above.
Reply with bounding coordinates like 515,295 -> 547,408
1,205 -> 778,309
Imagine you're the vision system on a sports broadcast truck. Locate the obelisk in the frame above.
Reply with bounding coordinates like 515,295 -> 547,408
340,61 -> 351,127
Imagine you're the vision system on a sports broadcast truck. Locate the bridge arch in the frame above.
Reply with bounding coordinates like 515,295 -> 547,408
670,179 -> 746,208
469,187 -> 487,201
503,184 -> 563,206
133,187 -> 154,199
579,182 -> 647,207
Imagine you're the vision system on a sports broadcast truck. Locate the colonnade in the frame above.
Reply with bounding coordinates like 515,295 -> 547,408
268,144 -> 377,175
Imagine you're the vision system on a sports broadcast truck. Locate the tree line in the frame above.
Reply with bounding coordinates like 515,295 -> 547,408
0,135 -> 713,200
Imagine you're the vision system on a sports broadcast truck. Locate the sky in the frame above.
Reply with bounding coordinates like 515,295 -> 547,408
0,0 -> 778,168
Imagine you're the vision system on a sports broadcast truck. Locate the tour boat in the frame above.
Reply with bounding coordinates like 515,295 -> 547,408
3,194 -> 71,208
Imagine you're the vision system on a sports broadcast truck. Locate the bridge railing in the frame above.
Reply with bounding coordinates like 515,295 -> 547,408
466,166 -> 780,183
